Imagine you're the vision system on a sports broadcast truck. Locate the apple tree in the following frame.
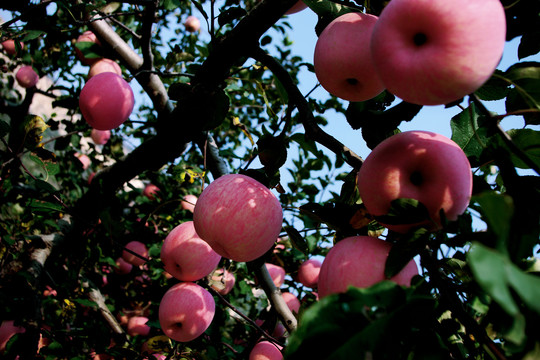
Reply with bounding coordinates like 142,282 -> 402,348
0,0 -> 539,359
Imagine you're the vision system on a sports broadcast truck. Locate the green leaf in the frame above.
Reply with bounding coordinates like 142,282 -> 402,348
31,177 -> 58,194
374,198 -> 431,226
217,6 -> 246,27
21,30 -> 44,42
191,0 -> 209,21
74,41 -> 102,59
290,133 -> 319,157
518,32 -> 540,60
475,70 -> 510,101
385,228 -> 429,279
472,192 -> 514,251
506,128 -> 540,170
0,119 -> 10,138
450,103 -> 490,162
28,199 -> 64,212
285,226 -> 309,256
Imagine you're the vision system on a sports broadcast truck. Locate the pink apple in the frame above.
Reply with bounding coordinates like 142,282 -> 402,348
211,268 -> 236,295
142,184 -> 160,200
265,263 -> 286,288
180,194 -> 198,213
16,65 -> 39,88
318,236 -> 418,298
249,341 -> 283,360
314,12 -> 384,102
127,316 -> 150,336
184,16 -> 201,33
282,292 -> 300,314
75,31 -> 102,65
161,221 -> 221,281
285,1 -> 308,15
79,72 -> 135,130
193,174 -> 283,262
0,320 -> 25,352
75,152 -> 91,170
158,282 -> 215,342
91,129 -> 111,145
297,258 -> 322,289
1,39 -> 23,56
370,0 -> 506,105
356,131 -> 473,233
122,240 -> 148,266
88,58 -> 122,79
115,257 -> 133,274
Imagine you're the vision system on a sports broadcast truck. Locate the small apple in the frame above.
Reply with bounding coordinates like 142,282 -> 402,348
370,0 -> 506,105
356,131 -> 473,232
15,65 -> 39,88
282,292 -> 300,314
318,236 -> 419,298
122,240 -> 148,266
296,258 -> 322,289
314,12 -> 384,102
142,184 -> 160,200
0,320 -> 25,353
265,263 -> 286,288
180,194 -> 198,213
114,257 -> 133,274
285,1 -> 308,15
193,174 -> 283,262
75,30 -> 102,65
91,129 -> 111,145
161,221 -> 221,281
88,58 -> 122,79
75,152 -> 91,170
1,39 -> 24,56
127,316 -> 150,337
249,341 -> 283,360
211,268 -> 236,295
79,72 -> 135,130
184,16 -> 201,33
158,282 -> 215,342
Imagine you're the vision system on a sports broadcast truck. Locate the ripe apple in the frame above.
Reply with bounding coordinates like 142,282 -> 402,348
249,341 -> 283,360
318,236 -> 418,298
184,16 -> 201,33
285,1 -> 308,15
265,263 -> 286,288
296,258 -> 322,289
114,257 -> 133,274
356,130 -> 473,233
75,152 -> 91,170
15,65 -> 39,88
282,292 -> 300,314
1,39 -> 23,56
122,240 -> 148,266
142,184 -> 160,200
88,58 -> 122,79
180,194 -> 198,213
370,0 -> 506,105
161,221 -> 221,281
193,174 -> 283,262
158,282 -> 215,342
211,268 -> 236,295
0,320 -> 25,353
75,30 -> 102,65
79,72 -> 135,130
313,12 -> 384,102
127,316 -> 150,337
90,129 -> 111,145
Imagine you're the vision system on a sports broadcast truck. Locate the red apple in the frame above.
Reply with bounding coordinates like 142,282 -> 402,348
90,129 -> 111,145
297,258 -> 322,289
79,72 -> 135,130
1,39 -> 23,56
142,184 -> 160,200
75,31 -> 102,65
0,320 -> 25,352
193,174 -> 283,262
314,12 -> 384,102
180,194 -> 198,213
122,240 -> 148,266
370,0 -> 506,105
88,58 -> 122,79
15,65 -> 39,88
356,131 -> 473,233
318,236 -> 418,298
285,1 -> 308,15
161,221 -> 221,281
114,257 -> 133,274
210,268 -> 236,295
265,263 -> 286,288
158,282 -> 215,342
184,16 -> 201,33
249,341 -> 283,360
127,316 -> 150,337
282,292 -> 300,314
75,152 -> 91,170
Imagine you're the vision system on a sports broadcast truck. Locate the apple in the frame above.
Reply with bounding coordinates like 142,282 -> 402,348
158,282 -> 215,342
1,39 -> 23,56
79,72 -> 135,130
142,184 -> 160,200
370,0 -> 506,105
356,130 -> 473,233
122,240 -> 148,266
211,268 -> 236,295
184,16 -> 201,33
296,258 -> 322,289
161,221 -> 221,281
285,1 -> 308,15
127,316 -> 150,336
318,236 -> 418,298
91,129 -> 111,145
15,65 -> 39,88
75,30 -> 102,65
114,257 -> 133,274
180,194 -> 198,213
88,58 -> 122,79
0,320 -> 25,353
265,263 -> 286,288
193,174 -> 283,262
313,12 -> 384,102
282,292 -> 300,314
249,341 -> 283,360
75,152 -> 91,170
